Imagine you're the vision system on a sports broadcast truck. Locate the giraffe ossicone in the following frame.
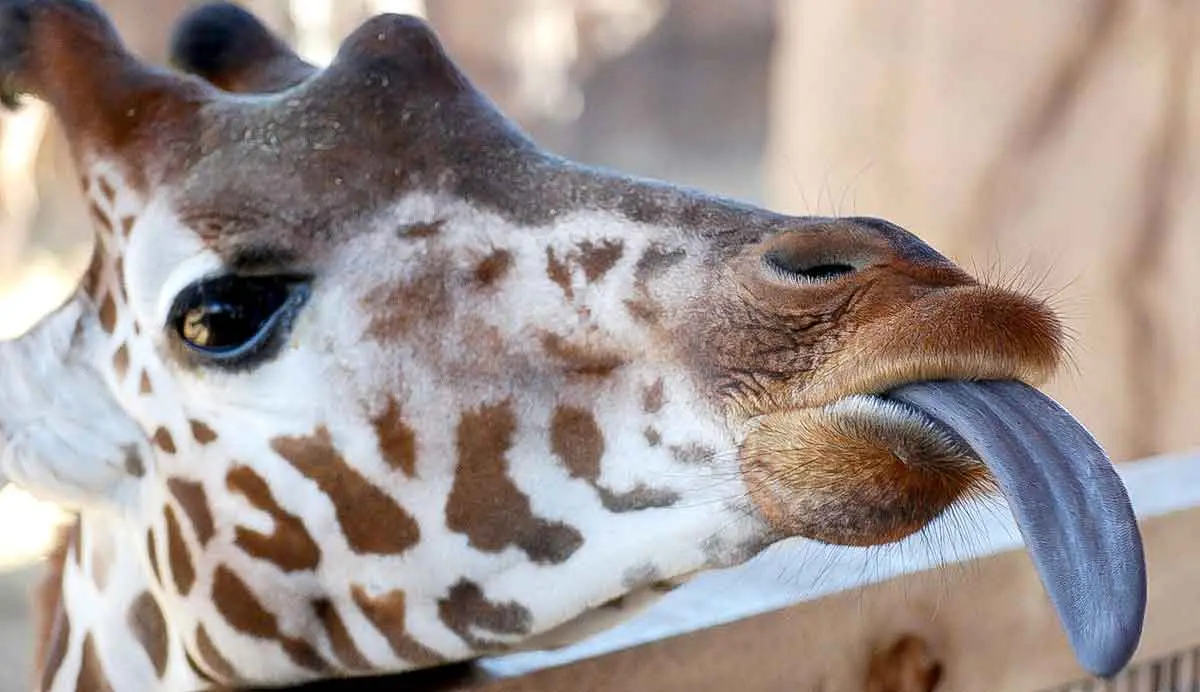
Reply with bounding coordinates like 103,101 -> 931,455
0,1 -> 1144,690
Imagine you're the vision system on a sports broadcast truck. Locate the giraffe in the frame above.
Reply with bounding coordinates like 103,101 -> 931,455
0,1 -> 1146,690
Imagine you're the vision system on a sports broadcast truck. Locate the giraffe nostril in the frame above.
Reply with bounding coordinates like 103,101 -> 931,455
762,249 -> 859,283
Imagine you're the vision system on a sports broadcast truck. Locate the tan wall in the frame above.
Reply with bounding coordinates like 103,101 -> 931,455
764,0 -> 1200,463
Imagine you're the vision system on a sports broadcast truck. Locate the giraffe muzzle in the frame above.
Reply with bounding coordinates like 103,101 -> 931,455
886,379 -> 1146,679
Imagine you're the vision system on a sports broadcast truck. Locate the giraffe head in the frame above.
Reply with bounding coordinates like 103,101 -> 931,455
0,1 -> 1144,687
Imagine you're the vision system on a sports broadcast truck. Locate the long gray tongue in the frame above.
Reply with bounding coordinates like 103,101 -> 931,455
888,379 -> 1145,678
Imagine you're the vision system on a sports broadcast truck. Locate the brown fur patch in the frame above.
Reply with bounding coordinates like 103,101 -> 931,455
373,398 -> 418,478
111,344 -> 129,380
446,402 -> 582,563
195,625 -> 238,681
120,216 -> 136,237
226,465 -> 321,572
164,505 -> 196,595
642,379 -> 666,413
128,592 -> 169,678
473,248 -> 512,285
272,427 -> 420,555
146,529 -> 162,588
153,427 -> 177,455
545,248 -> 573,300
551,406 -> 679,513
540,333 -> 625,376
34,522 -> 72,692
400,220 -> 443,238
190,419 -> 218,445
437,579 -> 532,652
643,427 -> 662,447
139,371 -> 153,394
168,478 -> 216,547
123,446 -> 145,477
576,239 -> 623,283
76,633 -> 115,692
351,585 -> 443,666
98,292 -> 118,334
211,566 -> 328,672
313,599 -> 371,671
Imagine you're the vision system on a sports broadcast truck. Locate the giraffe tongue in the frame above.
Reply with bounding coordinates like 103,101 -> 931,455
886,379 -> 1146,678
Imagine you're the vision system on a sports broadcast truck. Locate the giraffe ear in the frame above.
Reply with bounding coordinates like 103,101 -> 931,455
0,296 -> 148,511
170,2 -> 316,94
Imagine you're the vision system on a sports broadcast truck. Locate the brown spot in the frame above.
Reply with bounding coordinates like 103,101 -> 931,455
194,625 -> 237,681
153,427 -> 177,455
625,296 -> 662,324
643,427 -> 662,447
120,216 -> 136,237
437,579 -> 532,652
400,220 -> 443,238
363,269 -> 449,343
139,371 -> 153,395
97,177 -> 115,203
281,638 -> 329,673
112,344 -> 129,379
473,248 -> 512,285
551,406 -> 679,513
550,406 -> 604,482
89,201 -> 114,234
226,465 -> 321,572
642,379 -> 666,413
82,249 -> 105,298
75,633 -> 115,692
541,333 -> 624,376
627,245 -> 685,324
164,505 -> 195,596
98,293 -> 118,334
596,485 -> 679,513
123,446 -> 145,477
168,478 -> 215,547
446,402 -> 582,564
190,419 -> 218,445
128,592 -> 168,678
351,585 -> 443,666
671,444 -> 716,465
146,529 -> 162,588
545,248 -> 573,300
634,245 -> 687,284
313,599 -> 371,671
373,398 -> 417,477
212,565 -> 276,637
576,239 -> 623,283
272,427 -> 420,555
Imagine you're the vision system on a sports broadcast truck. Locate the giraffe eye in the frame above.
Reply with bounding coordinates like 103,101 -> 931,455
168,275 -> 310,367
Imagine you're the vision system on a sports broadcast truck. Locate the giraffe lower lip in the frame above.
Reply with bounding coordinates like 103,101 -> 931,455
885,379 -> 1146,678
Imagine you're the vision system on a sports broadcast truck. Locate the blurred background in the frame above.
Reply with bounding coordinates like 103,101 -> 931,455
0,0 -> 1197,686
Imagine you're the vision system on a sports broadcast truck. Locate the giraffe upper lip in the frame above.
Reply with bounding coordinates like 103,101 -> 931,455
882,379 -> 1146,678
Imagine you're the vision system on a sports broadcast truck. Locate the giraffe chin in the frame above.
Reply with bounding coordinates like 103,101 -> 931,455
740,379 -> 1146,679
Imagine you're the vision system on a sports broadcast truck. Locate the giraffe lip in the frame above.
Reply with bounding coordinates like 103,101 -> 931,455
883,379 -> 1146,678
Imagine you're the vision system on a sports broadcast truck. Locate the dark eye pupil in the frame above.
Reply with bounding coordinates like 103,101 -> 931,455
171,275 -> 304,362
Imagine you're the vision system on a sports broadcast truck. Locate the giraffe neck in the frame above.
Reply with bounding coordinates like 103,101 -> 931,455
37,513 -> 207,692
